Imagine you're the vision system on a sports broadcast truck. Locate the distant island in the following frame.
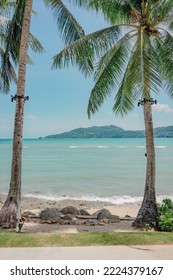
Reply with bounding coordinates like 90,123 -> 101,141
43,125 -> 173,138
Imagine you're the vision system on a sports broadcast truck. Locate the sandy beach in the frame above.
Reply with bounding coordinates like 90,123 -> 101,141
0,193 -> 141,233
0,194 -> 140,215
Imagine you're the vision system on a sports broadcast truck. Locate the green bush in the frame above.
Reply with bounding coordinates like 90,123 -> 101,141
157,199 -> 173,232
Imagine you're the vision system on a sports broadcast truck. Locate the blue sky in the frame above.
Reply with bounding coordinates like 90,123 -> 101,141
0,0 -> 173,138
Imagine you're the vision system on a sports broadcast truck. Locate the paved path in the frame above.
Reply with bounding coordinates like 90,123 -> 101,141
0,245 -> 173,260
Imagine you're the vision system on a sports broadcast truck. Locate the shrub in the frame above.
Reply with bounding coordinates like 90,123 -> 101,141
157,199 -> 173,232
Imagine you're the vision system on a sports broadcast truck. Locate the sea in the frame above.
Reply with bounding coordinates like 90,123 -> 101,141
0,138 -> 173,205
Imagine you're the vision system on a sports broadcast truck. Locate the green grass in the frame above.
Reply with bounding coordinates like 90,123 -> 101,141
0,230 -> 173,247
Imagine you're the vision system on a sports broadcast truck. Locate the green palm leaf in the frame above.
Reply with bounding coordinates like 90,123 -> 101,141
87,33 -> 132,117
149,0 -> 173,21
53,25 -> 121,77
113,40 -> 140,116
157,29 -> 173,78
156,29 -> 173,98
28,33 -> 44,53
44,0 -> 85,44
0,47 -> 17,93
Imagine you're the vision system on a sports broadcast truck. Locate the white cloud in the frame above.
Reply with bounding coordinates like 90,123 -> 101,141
152,103 -> 173,113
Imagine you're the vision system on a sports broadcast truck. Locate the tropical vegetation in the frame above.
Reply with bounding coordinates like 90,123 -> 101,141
51,0 -> 173,227
157,199 -> 173,232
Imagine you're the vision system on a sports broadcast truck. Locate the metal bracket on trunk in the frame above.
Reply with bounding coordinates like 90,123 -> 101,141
11,95 -> 29,102
138,98 -> 157,106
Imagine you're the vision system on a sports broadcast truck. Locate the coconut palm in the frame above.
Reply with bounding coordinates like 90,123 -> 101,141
0,0 -> 33,228
0,0 -> 87,228
51,0 -> 173,227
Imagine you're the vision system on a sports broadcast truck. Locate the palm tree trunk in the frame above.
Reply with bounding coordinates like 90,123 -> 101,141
132,101 -> 158,228
0,0 -> 33,228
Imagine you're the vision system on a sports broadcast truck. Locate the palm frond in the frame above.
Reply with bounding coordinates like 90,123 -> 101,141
70,0 -> 144,24
3,0 -> 26,64
29,33 -> 44,53
0,0 -> 16,15
0,15 -> 9,28
44,0 -> 85,44
3,0 -> 43,62
164,82 -> 173,99
149,0 -> 173,21
112,40 -> 140,116
168,20 -> 173,30
0,47 -> 17,93
90,0 -> 140,25
156,28 -> 173,78
87,32 -> 132,118
53,25 -> 121,77
69,0 -> 95,9
112,32 -> 163,116
155,29 -> 173,97
135,31 -> 162,97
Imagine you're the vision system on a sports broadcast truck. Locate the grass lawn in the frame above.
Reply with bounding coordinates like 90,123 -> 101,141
0,230 -> 173,247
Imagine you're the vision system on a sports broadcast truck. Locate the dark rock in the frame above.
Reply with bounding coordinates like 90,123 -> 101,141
59,219 -> 71,225
97,209 -> 120,223
88,220 -> 100,226
84,220 -> 90,226
40,208 -> 63,223
80,209 -> 90,216
101,215 -> 120,223
62,215 -> 73,221
96,209 -> 112,220
60,206 -> 80,215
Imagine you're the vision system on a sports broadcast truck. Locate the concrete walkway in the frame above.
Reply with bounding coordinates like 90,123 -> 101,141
0,245 -> 173,260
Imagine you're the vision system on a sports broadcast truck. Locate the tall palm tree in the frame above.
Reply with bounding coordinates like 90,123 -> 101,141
0,0 -> 87,228
0,0 -> 33,228
51,0 -> 173,227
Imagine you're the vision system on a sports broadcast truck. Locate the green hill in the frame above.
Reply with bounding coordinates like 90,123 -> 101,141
45,125 -> 125,138
44,125 -> 173,138
45,125 -> 173,138
154,126 -> 173,137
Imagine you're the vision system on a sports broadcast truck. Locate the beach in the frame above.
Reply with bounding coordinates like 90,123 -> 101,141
0,193 -> 140,233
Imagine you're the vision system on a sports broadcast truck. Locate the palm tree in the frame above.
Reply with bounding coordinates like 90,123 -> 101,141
0,0 -> 87,228
0,0 -> 33,228
51,0 -> 173,227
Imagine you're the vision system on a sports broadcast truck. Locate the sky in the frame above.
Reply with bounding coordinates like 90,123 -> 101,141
0,0 -> 173,138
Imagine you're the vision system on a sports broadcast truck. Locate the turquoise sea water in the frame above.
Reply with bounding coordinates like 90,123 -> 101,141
0,138 -> 173,204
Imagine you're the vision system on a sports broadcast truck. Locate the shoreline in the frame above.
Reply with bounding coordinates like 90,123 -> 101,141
0,193 -> 140,217
0,194 -> 141,233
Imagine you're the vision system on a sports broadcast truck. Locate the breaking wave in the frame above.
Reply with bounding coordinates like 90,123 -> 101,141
24,193 -> 173,205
